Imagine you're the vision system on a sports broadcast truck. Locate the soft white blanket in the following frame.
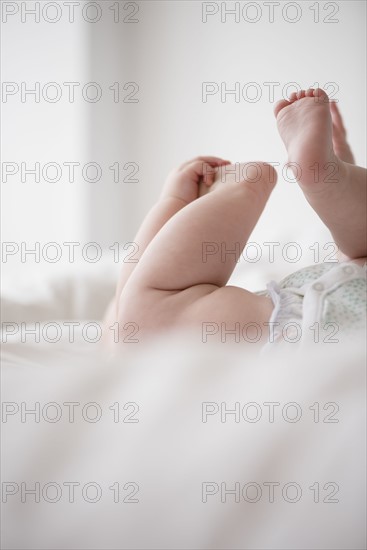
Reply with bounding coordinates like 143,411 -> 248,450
1,265 -> 366,549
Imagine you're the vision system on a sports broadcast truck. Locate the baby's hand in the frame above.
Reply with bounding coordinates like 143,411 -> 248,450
160,156 -> 231,204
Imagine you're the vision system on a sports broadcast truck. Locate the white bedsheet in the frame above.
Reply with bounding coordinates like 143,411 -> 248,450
1,264 -> 366,549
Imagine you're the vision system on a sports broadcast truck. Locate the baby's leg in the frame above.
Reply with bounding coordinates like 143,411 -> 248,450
274,89 -> 366,260
119,163 -> 277,340
103,156 -> 229,328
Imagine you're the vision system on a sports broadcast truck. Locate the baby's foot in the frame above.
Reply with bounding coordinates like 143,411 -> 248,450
274,88 -> 366,259
274,88 -> 345,189
330,101 -> 355,164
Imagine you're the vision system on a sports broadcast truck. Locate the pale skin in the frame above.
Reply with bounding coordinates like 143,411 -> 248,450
103,88 -> 367,346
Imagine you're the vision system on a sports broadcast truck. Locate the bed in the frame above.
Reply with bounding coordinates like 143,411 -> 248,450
1,260 -> 366,549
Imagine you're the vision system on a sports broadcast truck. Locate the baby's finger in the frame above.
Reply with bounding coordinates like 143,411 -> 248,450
196,156 -> 231,166
184,159 -> 218,185
179,156 -> 230,171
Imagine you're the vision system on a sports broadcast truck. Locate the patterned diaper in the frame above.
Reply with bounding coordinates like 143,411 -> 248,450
262,261 -> 366,350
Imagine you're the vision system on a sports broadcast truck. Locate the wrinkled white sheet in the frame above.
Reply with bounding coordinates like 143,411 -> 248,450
1,265 -> 366,550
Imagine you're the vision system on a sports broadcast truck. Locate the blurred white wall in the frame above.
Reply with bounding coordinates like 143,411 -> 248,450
1,4 -> 89,242
1,0 -> 366,288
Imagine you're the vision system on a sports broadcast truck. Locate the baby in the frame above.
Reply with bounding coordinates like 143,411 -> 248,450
104,88 -> 366,348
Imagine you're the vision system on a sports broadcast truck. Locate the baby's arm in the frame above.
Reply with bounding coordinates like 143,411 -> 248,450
107,157 -> 230,321
119,162 -> 277,341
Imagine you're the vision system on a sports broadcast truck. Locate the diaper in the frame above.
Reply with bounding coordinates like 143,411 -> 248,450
261,261 -> 367,350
